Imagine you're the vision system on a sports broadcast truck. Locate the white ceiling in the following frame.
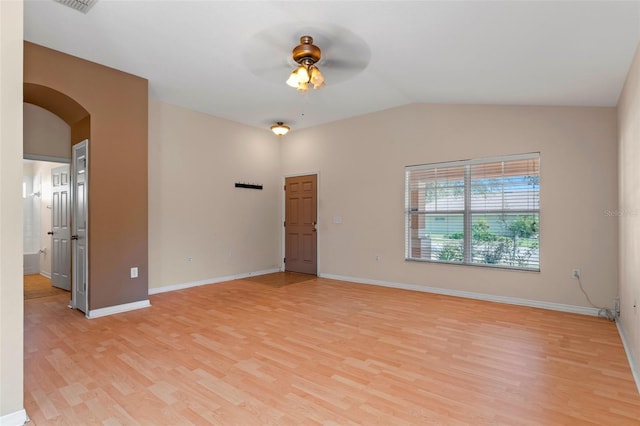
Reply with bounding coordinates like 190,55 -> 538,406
23,0 -> 640,132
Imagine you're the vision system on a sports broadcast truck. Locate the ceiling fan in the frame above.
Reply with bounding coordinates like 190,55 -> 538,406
243,24 -> 371,89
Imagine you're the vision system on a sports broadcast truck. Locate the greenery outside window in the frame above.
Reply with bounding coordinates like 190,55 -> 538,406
405,153 -> 540,271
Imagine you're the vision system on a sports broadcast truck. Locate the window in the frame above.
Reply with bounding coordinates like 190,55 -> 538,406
405,153 -> 540,271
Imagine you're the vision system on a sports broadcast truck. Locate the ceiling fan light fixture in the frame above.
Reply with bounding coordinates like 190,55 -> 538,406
286,72 -> 299,88
270,122 -> 290,136
310,66 -> 325,89
287,64 -> 312,89
287,35 -> 325,92
298,65 -> 311,82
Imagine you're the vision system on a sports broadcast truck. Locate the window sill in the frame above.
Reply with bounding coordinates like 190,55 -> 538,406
405,257 -> 540,273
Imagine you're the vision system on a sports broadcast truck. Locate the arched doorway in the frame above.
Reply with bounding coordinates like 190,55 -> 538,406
23,83 -> 90,313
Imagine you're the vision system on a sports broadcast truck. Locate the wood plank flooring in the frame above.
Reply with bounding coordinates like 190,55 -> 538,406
24,274 -> 68,300
24,274 -> 640,425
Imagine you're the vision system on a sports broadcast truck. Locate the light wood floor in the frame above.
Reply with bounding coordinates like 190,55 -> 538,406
24,274 -> 68,300
24,274 -> 640,425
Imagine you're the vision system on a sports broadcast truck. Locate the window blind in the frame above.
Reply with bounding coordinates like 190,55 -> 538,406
405,153 -> 540,270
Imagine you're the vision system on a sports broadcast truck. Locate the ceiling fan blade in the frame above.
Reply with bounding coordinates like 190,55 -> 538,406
322,58 -> 369,71
249,63 -> 291,83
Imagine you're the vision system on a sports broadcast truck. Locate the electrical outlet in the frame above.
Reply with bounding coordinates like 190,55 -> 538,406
571,268 -> 580,279
130,267 -> 138,279
613,298 -> 620,316
375,254 -> 381,262
186,256 -> 193,262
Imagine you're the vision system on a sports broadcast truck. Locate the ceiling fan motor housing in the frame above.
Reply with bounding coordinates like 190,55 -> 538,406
292,35 -> 322,64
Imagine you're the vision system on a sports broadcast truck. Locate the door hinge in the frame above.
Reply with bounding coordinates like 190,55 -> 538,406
283,185 -> 286,191
283,257 -> 286,263
284,221 -> 286,227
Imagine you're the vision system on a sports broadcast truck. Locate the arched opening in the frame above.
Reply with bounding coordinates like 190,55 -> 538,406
24,83 -> 90,140
23,83 -> 90,312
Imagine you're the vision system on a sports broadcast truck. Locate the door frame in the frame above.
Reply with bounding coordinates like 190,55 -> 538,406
71,139 -> 89,315
282,171 -> 320,273
22,155 -> 71,288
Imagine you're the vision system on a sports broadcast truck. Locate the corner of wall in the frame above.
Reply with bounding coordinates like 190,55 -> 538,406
0,0 -> 25,419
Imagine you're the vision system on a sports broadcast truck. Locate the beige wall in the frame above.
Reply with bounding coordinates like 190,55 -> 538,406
282,103 -> 618,308
24,103 -> 70,160
0,0 -> 24,420
618,42 -> 640,377
148,99 -> 281,290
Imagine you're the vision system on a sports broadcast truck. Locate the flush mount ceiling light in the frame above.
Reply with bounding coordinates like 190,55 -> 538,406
286,36 -> 325,92
270,122 -> 290,136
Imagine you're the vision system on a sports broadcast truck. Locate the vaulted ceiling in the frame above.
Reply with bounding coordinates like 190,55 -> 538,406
23,0 -> 640,131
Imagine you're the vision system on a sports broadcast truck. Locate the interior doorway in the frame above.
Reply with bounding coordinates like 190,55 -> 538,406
284,174 -> 318,275
22,158 -> 71,300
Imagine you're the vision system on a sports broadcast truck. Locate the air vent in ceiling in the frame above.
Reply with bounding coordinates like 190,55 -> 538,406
54,0 -> 98,14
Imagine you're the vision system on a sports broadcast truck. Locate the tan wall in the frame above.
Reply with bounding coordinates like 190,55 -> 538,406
618,42 -> 640,376
24,42 -> 149,310
282,103 -> 618,308
0,0 -> 24,418
24,103 -> 70,160
148,99 -> 282,289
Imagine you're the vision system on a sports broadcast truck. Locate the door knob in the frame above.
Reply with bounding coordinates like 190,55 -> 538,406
71,235 -> 79,240
47,231 -> 54,235
312,221 -> 317,232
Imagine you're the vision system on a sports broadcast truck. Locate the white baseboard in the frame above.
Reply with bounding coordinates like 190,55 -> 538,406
0,409 -> 28,426
87,300 -> 151,319
148,268 -> 281,295
40,271 -> 51,279
319,273 -> 600,316
617,321 -> 640,395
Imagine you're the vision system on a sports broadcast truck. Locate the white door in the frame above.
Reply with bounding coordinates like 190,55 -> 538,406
51,165 -> 71,290
72,141 -> 88,313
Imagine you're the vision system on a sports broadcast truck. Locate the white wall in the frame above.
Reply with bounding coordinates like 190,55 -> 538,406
618,42 -> 640,383
148,99 -> 282,290
0,0 -> 25,422
22,162 -> 38,255
23,102 -> 70,160
282,103 -> 618,309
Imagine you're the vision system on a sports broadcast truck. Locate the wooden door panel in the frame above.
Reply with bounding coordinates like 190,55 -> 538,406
285,175 -> 317,275
302,233 -> 315,262
286,233 -> 299,262
302,196 -> 314,224
288,197 -> 299,225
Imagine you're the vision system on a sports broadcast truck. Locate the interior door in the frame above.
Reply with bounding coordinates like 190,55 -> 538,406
285,174 -> 317,275
72,141 -> 88,313
51,165 -> 71,290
